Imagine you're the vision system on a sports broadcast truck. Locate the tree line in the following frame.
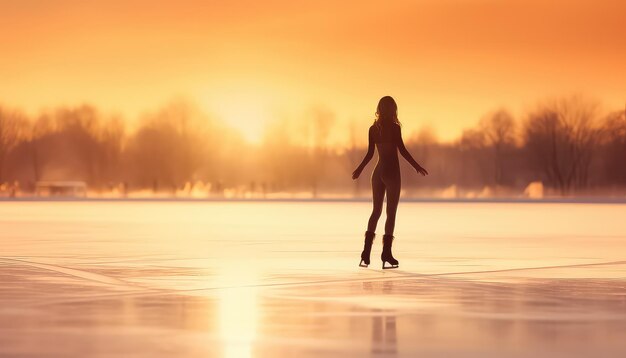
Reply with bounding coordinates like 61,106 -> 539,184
0,95 -> 624,197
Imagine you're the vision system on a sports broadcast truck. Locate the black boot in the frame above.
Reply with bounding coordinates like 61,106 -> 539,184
359,231 -> 376,267
381,235 -> 399,269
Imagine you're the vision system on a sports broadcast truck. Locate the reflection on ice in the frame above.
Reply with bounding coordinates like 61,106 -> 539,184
1,201 -> 625,357
371,311 -> 397,356
217,269 -> 259,358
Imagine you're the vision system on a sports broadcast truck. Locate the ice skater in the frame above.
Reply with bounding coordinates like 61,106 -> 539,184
352,96 -> 428,269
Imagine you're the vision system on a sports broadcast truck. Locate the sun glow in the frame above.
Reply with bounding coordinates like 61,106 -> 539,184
201,86 -> 278,144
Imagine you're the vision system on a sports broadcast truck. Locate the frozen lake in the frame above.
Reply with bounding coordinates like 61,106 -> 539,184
1,201 -> 625,357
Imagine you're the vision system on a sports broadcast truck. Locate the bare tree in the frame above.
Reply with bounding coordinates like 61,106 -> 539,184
55,105 -> 102,185
99,116 -> 125,186
524,96 -> 601,194
411,126 -> 437,166
345,119 -> 367,197
600,108 -> 626,186
0,106 -> 27,183
125,101 -> 207,193
479,109 -> 516,185
27,114 -> 56,183
458,128 -> 491,187
305,106 -> 335,197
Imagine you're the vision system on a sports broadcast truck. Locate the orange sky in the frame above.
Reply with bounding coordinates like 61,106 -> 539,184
1,0 -> 624,143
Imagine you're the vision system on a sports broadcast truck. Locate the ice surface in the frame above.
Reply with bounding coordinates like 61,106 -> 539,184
1,201 -> 625,357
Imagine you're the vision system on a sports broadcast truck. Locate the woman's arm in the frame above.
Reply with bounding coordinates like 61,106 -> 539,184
397,126 -> 429,176
352,127 -> 375,179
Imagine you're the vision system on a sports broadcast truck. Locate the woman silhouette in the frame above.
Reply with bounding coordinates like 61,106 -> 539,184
352,96 -> 428,269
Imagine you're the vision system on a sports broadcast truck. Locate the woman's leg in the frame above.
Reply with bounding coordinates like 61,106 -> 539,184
367,168 -> 385,232
383,175 -> 401,236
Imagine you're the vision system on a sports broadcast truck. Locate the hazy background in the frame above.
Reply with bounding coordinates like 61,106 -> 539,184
0,0 -> 624,198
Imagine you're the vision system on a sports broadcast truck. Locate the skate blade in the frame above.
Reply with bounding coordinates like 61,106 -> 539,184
359,260 -> 369,268
382,262 -> 399,269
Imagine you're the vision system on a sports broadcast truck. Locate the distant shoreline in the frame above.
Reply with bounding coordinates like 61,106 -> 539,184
1,197 -> 625,204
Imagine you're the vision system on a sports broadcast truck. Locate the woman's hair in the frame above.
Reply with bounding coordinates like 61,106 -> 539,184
374,96 -> 401,128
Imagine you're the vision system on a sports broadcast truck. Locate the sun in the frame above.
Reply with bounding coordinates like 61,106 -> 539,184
199,86 -> 275,144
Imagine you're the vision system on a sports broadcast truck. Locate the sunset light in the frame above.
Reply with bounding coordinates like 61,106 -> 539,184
1,1 -> 625,357
202,85 -> 277,143
1,0 -> 624,143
